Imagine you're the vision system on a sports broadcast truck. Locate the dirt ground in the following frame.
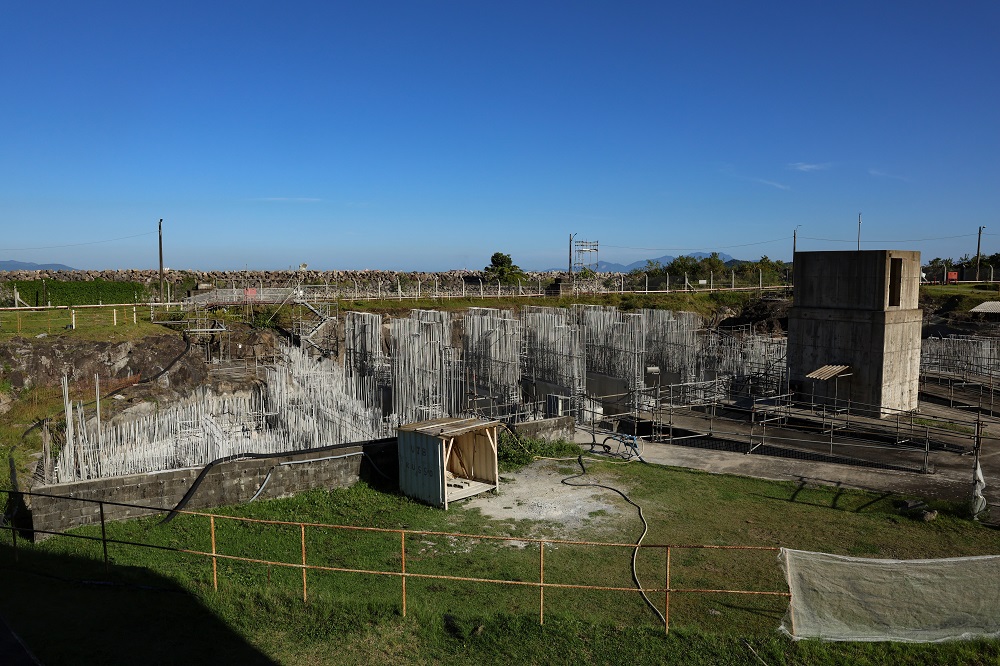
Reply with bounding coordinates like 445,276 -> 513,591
461,458 -> 633,535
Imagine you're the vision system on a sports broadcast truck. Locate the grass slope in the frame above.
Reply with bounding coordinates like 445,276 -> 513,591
4,456 -> 1000,664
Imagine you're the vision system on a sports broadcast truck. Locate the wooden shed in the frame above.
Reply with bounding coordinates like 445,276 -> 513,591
397,417 -> 500,509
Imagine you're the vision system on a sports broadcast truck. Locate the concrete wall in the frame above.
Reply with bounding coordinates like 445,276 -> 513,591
788,250 -> 922,416
511,416 -> 575,442
27,440 -> 396,539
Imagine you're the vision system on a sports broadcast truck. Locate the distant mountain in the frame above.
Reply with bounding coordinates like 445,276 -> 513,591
544,252 -> 736,273
0,260 -> 76,271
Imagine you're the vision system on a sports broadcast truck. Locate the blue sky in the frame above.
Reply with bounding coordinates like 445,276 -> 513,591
1,1 -> 997,271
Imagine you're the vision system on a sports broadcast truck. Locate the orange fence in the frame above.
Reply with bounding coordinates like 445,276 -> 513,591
2,489 -> 790,633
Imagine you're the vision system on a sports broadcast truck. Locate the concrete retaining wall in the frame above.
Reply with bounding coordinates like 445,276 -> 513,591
27,439 -> 397,539
511,416 -> 575,442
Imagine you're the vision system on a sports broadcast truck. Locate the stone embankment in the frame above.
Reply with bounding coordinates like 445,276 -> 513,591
0,268 -> 599,288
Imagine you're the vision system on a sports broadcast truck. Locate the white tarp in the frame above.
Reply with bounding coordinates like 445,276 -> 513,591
780,548 -> 1000,642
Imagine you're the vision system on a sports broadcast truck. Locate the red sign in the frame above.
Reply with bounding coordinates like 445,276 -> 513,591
244,288 -> 258,297
946,272 -> 958,284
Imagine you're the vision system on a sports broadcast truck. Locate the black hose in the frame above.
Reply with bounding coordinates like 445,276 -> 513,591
562,454 -> 665,624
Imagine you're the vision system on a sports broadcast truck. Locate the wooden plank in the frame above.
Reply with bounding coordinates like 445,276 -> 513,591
446,479 -> 495,503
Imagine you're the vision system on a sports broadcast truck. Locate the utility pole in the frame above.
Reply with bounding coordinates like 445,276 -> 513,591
976,225 -> 986,281
568,233 -> 576,276
158,218 -> 164,303
857,213 -> 862,251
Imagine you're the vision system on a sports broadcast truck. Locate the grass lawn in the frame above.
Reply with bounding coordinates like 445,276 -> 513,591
4,456 -> 1000,664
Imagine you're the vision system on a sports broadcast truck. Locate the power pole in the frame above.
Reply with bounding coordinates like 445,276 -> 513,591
158,218 -> 164,303
568,233 -> 576,276
976,225 -> 986,281
857,213 -> 862,251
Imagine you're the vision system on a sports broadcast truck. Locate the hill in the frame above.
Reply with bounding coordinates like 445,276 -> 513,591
577,252 -> 737,273
0,259 -> 75,271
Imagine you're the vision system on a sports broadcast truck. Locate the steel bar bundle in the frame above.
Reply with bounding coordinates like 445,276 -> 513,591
462,308 -> 522,417
640,309 -> 701,382
344,311 -> 390,409
521,306 -> 586,412
920,335 -> 1000,382
391,314 -> 461,424
575,305 -> 646,411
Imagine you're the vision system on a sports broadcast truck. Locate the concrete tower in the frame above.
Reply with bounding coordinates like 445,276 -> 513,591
787,250 -> 922,416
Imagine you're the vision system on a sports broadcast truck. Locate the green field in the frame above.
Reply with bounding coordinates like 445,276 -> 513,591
4,451 -> 1000,665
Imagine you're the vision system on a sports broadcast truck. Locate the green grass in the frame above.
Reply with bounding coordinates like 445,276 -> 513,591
0,305 -> 172,342
4,458 -> 1000,664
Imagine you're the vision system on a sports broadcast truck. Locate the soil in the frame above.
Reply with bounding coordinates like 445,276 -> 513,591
0,324 -> 281,416
460,459 -> 630,536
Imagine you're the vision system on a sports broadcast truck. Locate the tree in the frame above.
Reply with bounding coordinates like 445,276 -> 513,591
483,252 -> 525,285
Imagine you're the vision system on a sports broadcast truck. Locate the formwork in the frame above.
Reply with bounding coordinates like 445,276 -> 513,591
397,417 -> 500,509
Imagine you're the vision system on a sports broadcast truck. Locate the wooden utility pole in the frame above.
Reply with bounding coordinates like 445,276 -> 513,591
976,225 -> 986,281
568,233 -> 576,276
158,218 -> 164,303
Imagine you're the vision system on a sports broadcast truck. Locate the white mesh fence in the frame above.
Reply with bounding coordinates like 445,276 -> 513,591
780,548 -> 1000,642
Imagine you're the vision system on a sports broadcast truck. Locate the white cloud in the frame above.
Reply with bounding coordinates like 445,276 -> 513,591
750,177 -> 791,190
788,162 -> 830,172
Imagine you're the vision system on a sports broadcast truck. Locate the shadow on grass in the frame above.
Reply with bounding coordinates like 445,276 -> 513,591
0,543 -> 276,666
749,477 -> 896,514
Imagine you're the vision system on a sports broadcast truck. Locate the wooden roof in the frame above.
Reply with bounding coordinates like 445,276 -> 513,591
397,416 -> 500,438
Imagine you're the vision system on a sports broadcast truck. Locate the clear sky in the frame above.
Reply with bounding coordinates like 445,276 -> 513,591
1,1 -> 997,271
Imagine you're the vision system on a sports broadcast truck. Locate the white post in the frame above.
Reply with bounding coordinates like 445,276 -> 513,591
537,278 -> 541,295
732,270 -> 735,289
72,310 -> 76,329
759,269 -> 763,290
479,278 -> 483,298
666,274 -> 670,292
434,277 -> 439,298
645,274 -> 648,293
113,309 -> 117,326
497,280 -> 501,296
417,280 -> 421,299
133,306 -> 137,324
518,279 -> 522,296
353,279 -> 358,299
710,271 -> 714,290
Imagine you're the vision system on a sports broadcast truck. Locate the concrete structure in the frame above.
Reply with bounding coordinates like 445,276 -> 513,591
28,439 -> 395,538
787,250 -> 922,416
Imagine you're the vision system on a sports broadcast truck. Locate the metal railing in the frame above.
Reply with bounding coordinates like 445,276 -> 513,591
1,489 -> 789,633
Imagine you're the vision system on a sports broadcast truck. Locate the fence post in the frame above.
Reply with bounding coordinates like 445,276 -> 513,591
539,541 -> 545,625
301,523 -> 308,603
664,546 -> 671,634
8,495 -> 17,563
99,501 -> 109,575
401,531 -> 407,617
210,515 -> 218,591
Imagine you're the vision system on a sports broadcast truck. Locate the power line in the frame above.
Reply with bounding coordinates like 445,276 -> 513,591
0,231 -> 156,252
601,237 -> 787,252
801,233 -> 976,243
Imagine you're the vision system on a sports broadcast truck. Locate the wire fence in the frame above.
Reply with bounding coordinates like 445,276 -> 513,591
1,489 -> 789,633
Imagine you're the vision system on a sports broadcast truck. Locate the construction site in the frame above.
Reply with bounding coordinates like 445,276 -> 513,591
27,252 -> 996,529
